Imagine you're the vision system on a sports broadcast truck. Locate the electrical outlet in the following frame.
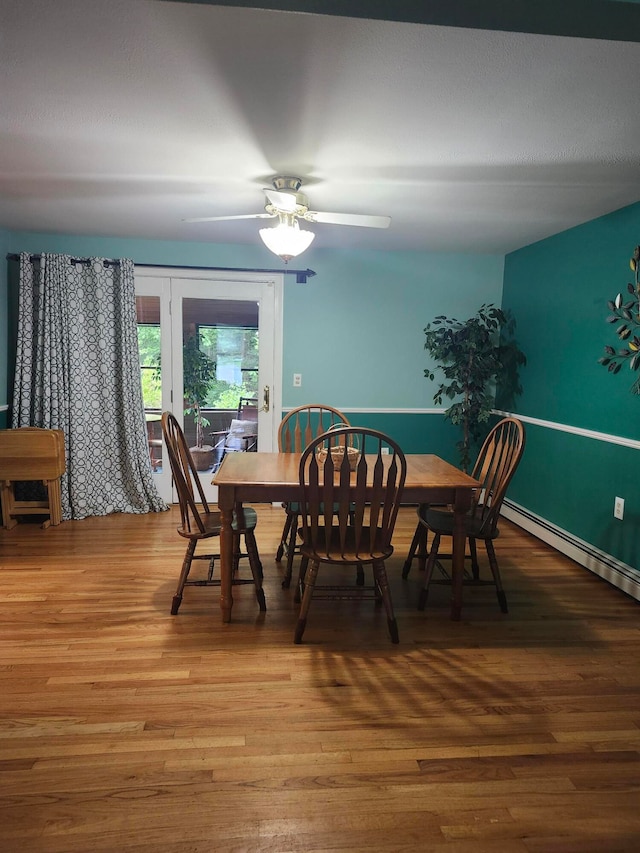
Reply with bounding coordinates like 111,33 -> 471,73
293,373 -> 302,387
614,496 -> 625,520
381,446 -> 390,455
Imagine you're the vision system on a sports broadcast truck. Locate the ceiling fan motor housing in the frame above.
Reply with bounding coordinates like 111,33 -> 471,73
271,175 -> 302,192
265,176 -> 310,216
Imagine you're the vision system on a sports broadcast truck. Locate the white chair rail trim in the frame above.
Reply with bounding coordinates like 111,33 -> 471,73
281,407 -> 443,415
494,410 -> 640,452
283,408 -> 639,451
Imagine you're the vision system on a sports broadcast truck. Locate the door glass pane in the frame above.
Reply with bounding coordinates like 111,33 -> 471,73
182,297 -> 259,474
136,295 -> 163,472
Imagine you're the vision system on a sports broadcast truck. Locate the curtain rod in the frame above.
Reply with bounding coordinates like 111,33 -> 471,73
134,262 -> 316,283
7,254 -> 316,283
6,253 -> 120,268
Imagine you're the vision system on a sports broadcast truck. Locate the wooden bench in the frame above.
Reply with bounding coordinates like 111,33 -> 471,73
0,428 -> 66,529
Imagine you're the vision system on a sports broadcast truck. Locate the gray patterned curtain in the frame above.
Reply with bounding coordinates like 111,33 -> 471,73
12,253 -> 167,519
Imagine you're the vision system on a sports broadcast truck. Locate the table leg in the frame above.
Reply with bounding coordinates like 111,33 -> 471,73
219,503 -> 235,623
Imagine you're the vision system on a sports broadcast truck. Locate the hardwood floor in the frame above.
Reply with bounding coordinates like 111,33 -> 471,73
1,504 -> 639,852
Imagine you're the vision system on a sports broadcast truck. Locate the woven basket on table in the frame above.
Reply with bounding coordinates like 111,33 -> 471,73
315,445 -> 360,471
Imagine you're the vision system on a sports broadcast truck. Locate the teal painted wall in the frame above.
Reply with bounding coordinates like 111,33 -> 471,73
283,247 -> 504,410
2,229 -> 504,458
338,412 -> 462,461
502,201 -> 640,571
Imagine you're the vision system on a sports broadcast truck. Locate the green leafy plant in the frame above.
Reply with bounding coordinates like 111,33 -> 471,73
182,334 -> 217,448
424,304 -> 526,471
598,244 -> 640,395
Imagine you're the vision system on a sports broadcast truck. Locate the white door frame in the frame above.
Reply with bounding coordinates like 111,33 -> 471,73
135,266 -> 283,503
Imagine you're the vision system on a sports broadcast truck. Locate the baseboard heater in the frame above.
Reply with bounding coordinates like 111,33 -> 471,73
501,499 -> 640,602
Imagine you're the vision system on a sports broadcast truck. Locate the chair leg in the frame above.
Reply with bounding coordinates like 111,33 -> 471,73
372,559 -> 399,643
282,512 -> 299,589
206,553 -> 216,581
402,519 -> 428,578
250,532 -> 264,581
294,555 -> 308,603
469,538 -> 480,580
486,539 -> 508,613
232,531 -> 242,575
244,529 -> 267,612
276,511 -> 293,563
373,575 -> 383,605
418,532 -> 441,611
402,522 -> 420,578
172,539 -> 195,614
294,559 -> 319,644
416,522 -> 429,572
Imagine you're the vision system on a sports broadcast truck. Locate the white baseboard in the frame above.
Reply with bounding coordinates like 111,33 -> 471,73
502,500 -> 640,602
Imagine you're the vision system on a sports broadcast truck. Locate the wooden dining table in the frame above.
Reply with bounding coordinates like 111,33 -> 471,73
213,451 -> 479,624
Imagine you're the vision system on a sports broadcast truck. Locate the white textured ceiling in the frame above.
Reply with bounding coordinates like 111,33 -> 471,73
2,0 -> 640,255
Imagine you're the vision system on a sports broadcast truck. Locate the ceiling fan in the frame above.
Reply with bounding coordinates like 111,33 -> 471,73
185,175 -> 391,262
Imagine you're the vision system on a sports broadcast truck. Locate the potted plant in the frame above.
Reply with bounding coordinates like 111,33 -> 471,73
424,303 -> 526,471
182,333 -> 217,471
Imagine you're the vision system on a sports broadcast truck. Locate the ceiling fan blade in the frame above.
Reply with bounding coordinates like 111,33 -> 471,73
184,213 -> 276,223
305,211 -> 391,228
264,189 -> 298,212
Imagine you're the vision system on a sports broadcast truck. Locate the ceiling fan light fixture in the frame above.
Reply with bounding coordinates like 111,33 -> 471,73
259,217 -> 315,263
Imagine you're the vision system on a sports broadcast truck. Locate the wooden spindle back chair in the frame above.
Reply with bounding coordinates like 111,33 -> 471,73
161,412 -> 265,614
210,397 -> 259,473
414,417 -> 525,613
275,404 -> 350,588
294,427 -> 406,645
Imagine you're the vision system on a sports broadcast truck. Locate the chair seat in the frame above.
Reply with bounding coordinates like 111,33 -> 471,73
177,506 -> 258,541
300,525 -> 393,564
422,506 -> 499,541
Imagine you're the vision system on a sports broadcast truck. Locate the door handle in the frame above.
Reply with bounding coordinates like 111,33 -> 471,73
261,385 -> 270,413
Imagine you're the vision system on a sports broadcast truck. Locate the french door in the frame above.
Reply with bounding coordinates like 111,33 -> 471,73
135,267 -> 283,503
